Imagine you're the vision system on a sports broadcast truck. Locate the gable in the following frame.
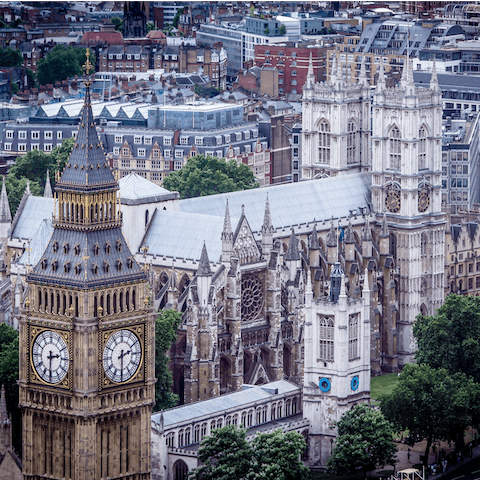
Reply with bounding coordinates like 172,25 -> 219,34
233,216 -> 261,264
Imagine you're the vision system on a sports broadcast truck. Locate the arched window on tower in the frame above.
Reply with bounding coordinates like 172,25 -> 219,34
319,316 -> 334,361
318,120 -> 330,164
418,127 -> 427,170
347,120 -> 356,164
389,126 -> 401,170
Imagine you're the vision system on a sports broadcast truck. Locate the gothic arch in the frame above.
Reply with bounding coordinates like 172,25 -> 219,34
173,460 -> 189,480
220,356 -> 232,393
156,271 -> 169,295
178,273 -> 190,295
283,344 -> 292,378
388,124 -> 401,170
389,232 -> 397,260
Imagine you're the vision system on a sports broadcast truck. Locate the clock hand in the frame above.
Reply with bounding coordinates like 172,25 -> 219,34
47,349 -> 60,381
117,349 -> 131,382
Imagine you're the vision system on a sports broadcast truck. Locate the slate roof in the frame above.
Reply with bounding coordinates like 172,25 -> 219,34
118,173 -> 178,205
11,196 -> 54,240
180,172 -> 372,233
152,380 -> 300,428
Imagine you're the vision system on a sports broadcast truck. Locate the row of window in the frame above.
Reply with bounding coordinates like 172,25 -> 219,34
319,314 -> 359,362
105,54 -> 143,60
5,130 -> 64,140
4,143 -> 57,152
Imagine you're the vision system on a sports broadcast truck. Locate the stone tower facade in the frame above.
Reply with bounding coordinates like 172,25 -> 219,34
371,61 -> 445,367
303,267 -> 371,466
301,54 -> 371,180
123,1 -> 147,38
19,53 -> 155,480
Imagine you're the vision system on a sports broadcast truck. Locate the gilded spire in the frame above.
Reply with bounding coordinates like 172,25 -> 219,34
43,169 -> 53,198
0,176 -> 11,222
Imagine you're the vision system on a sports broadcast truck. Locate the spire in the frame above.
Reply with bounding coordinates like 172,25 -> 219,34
261,194 -> 274,236
310,222 -> 319,250
376,62 -> 386,92
340,273 -> 347,298
430,59 -> 440,93
326,217 -> 337,247
43,169 -> 53,198
363,267 -> 370,293
345,217 -> 355,244
198,242 -> 212,276
221,200 -> 233,241
0,176 -> 11,223
0,385 -> 7,422
305,52 -> 315,89
285,228 -> 300,261
329,53 -> 337,84
380,212 -> 389,237
362,214 -> 372,241
358,55 -> 368,86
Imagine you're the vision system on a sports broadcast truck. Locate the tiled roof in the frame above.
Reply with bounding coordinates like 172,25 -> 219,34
81,31 -> 124,45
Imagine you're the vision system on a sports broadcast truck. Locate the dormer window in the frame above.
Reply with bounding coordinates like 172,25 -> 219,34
74,244 -> 80,256
93,243 -> 100,256
103,261 -> 110,273
41,258 -> 47,270
105,242 -> 111,254
74,263 -> 81,275
92,263 -> 98,275
52,241 -> 58,253
51,260 -> 58,272
116,239 -> 122,253
116,259 -> 123,272
127,257 -> 134,269
63,243 -> 69,254
64,262 -> 70,273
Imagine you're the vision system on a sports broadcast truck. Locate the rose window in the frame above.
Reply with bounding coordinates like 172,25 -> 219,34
241,274 -> 264,322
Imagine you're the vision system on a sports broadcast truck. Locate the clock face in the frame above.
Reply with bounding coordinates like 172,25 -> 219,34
103,330 -> 142,383
32,331 -> 69,384
418,189 -> 430,213
385,188 -> 401,213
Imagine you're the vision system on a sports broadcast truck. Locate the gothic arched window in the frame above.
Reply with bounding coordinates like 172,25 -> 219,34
347,120 -> 356,164
348,313 -> 359,360
318,120 -> 330,164
389,126 -> 401,170
319,316 -> 334,361
418,126 -> 427,170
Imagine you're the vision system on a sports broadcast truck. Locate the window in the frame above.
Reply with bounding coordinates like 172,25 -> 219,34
121,159 -> 130,168
18,131 -> 26,140
175,150 -> 183,158
137,148 -> 146,157
319,316 -> 334,361
347,120 -> 356,164
44,131 -> 53,140
137,160 -> 145,169
163,136 -> 172,145
389,126 -> 401,169
5,130 -> 12,139
18,144 -> 26,151
31,131 -> 39,139
31,144 -> 39,151
291,70 -> 297,76
113,147 -> 120,155
318,120 -> 330,164
216,150 -> 223,158
174,160 -> 182,170
57,131 -> 63,139
180,136 -> 188,145
134,136 -> 142,144
4,143 -> 11,151
115,135 -> 123,143
164,149 -> 171,158
195,137 -> 203,146
418,127 -> 427,170
291,60 -> 297,66
144,136 -> 152,145
348,314 -> 358,360
122,147 -> 129,156
44,144 -> 52,152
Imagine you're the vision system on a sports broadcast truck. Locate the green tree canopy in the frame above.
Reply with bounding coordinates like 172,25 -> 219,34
111,16 -> 123,32
36,45 -> 93,86
279,24 -> 286,35
147,22 -> 157,33
327,403 -> 397,476
381,363 -> 480,464
0,323 -> 20,456
154,308 -> 181,411
190,426 -> 309,480
0,47 -> 23,67
172,8 -> 184,28
163,154 -> 258,199
6,136 -> 74,215
414,294 -> 480,382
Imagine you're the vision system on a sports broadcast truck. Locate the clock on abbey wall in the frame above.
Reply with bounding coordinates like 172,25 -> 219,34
100,324 -> 145,389
385,185 -> 401,213
418,188 -> 430,213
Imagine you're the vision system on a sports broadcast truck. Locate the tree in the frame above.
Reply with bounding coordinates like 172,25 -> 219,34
279,24 -> 287,35
190,426 -> 309,480
0,46 -> 23,67
111,16 -> 123,32
162,154 -> 258,199
251,430 -> 310,480
0,324 -> 21,456
381,363 -> 480,465
191,426 -> 253,480
414,294 -> 480,383
5,175 -> 42,216
172,8 -> 184,28
155,309 -> 181,411
194,84 -> 220,98
327,403 -> 397,476
147,22 -> 157,33
36,45 -> 93,86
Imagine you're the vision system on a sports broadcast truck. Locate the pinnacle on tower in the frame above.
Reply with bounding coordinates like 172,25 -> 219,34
43,169 -> 53,198
380,212 -> 389,237
363,267 -> 370,293
25,180 -> 31,195
261,194 -> 274,236
430,59 -> 440,93
329,53 -> 337,84
330,261 -> 343,303
376,62 -> 386,92
305,52 -> 315,89
285,228 -> 300,261
198,242 -> 212,276
345,217 -> 355,243
221,199 -> 233,241
0,176 -> 11,223
310,222 -> 319,250
362,214 -> 372,241
358,55 -> 369,87
326,217 -> 337,247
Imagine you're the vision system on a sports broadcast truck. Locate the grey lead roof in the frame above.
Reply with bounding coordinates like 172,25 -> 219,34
118,172 -> 178,205
11,196 -> 54,240
179,173 -> 372,233
152,380 -> 300,428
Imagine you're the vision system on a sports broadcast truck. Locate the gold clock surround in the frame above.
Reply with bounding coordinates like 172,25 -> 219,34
385,184 -> 401,213
418,187 -> 430,213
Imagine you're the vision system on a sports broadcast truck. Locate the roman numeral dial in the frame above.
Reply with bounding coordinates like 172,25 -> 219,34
32,331 -> 69,384
102,330 -> 142,383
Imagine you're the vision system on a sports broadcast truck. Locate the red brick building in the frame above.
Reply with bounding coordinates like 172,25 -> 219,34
254,44 -> 326,96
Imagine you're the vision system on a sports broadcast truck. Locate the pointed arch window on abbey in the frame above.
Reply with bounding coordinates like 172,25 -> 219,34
93,243 -> 100,256
318,120 -> 330,164
389,126 -> 401,170
74,243 -> 80,256
319,315 -> 334,361
348,313 -> 359,360
347,121 -> 356,164
418,127 -> 427,170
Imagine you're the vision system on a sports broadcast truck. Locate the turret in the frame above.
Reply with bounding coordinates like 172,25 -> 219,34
330,262 -> 343,304
344,218 -> 355,262
261,195 -> 274,258
197,242 -> 212,306
326,218 -> 337,265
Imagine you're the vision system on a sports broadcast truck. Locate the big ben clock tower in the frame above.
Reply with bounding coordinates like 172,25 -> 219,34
19,51 -> 155,480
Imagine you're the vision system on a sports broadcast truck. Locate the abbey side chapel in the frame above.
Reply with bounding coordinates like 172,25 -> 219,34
17,56 -> 156,480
